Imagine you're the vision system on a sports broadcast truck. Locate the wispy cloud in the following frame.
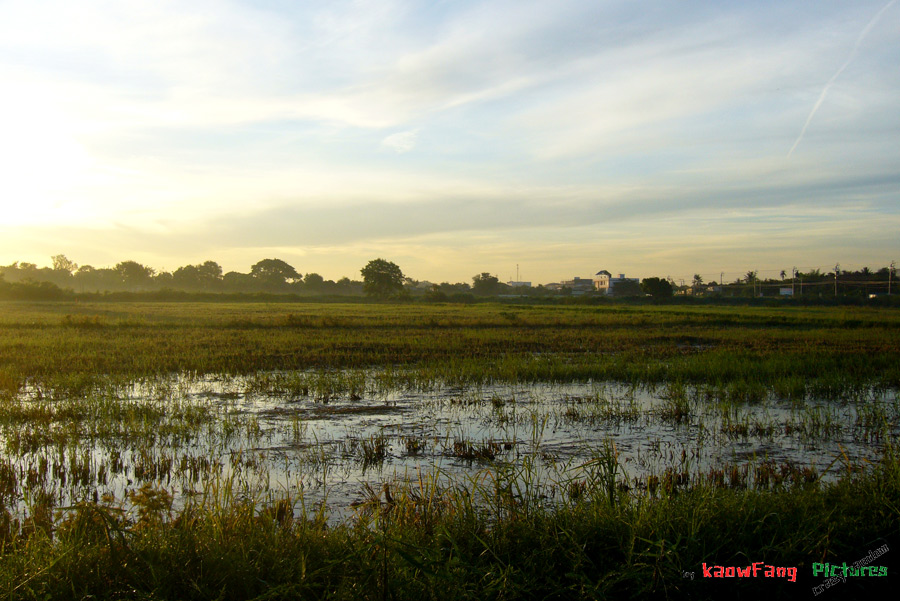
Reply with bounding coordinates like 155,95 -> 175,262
381,129 -> 419,153
788,0 -> 898,156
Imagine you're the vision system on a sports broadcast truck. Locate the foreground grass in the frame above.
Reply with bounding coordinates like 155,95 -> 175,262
2,452 -> 897,600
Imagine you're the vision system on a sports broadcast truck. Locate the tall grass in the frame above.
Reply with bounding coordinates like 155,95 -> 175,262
1,446 -> 897,600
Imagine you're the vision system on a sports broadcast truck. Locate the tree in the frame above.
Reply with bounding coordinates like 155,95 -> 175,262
115,261 -> 155,289
332,277 -> 362,295
304,273 -> 325,291
173,265 -> 202,289
744,270 -> 758,297
691,274 -> 704,295
173,261 -> 223,291
361,259 -> 404,298
641,277 -> 673,299
198,260 -> 223,281
250,259 -> 300,289
155,271 -> 174,287
51,254 -> 78,274
424,284 -> 448,303
223,271 -> 255,292
472,272 -> 503,296
73,265 -> 97,292
611,278 -> 642,297
15,263 -> 39,281
437,281 -> 471,295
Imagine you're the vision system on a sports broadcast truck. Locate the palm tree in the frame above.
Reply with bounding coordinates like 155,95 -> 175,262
745,270 -> 758,297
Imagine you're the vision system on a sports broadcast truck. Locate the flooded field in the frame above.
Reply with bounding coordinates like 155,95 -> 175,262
2,302 -> 899,598
3,371 -> 896,522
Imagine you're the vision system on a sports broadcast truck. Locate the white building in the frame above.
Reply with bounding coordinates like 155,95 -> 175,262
593,270 -> 611,293
592,271 -> 639,295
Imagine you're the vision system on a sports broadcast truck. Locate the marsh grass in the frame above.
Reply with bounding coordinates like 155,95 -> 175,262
450,439 -> 504,463
0,447 -> 896,600
2,302 -> 899,395
359,434 -> 388,470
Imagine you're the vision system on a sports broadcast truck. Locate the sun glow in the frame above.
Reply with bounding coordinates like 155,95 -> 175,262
0,92 -> 97,226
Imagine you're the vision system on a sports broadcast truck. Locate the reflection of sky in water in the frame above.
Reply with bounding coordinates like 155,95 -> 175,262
3,375 -> 897,522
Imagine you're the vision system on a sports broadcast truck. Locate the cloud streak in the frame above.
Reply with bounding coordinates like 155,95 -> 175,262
788,0 -> 898,156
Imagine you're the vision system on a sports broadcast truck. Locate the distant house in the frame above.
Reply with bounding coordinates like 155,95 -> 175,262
549,270 -> 639,295
507,281 -> 532,288
593,270 -> 611,293
592,271 -> 638,295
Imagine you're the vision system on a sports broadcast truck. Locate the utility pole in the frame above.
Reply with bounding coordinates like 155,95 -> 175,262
834,263 -> 840,297
890,261 -> 896,295
792,267 -> 797,297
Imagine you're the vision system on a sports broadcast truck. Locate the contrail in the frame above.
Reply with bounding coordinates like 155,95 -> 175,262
788,0 -> 897,157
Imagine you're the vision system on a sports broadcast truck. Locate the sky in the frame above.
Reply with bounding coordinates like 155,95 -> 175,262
1,0 -> 898,286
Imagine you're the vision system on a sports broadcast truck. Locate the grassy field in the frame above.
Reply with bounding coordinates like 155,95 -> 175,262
2,301 -> 899,393
0,301 -> 898,599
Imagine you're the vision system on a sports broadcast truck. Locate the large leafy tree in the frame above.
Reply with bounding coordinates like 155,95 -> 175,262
115,261 -> 155,289
173,261 -> 223,290
51,254 -> 78,274
611,278 -> 642,297
250,259 -> 300,289
472,272 -> 502,296
361,259 -> 404,298
223,271 -> 255,292
198,260 -> 223,281
641,277 -> 673,299
304,272 -> 325,292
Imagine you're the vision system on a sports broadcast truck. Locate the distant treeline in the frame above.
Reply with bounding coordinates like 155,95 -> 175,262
0,256 -> 552,301
0,256 -> 364,296
1,255 -> 898,303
